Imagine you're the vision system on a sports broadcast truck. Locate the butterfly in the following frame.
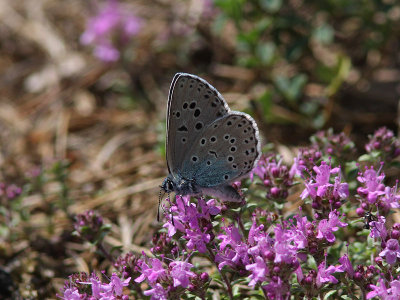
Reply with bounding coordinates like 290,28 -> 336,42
161,73 -> 261,203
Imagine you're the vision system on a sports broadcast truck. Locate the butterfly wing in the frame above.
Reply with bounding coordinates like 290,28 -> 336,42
166,73 -> 229,174
180,112 -> 261,187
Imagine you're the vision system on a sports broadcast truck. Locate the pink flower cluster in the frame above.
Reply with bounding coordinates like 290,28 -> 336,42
59,272 -> 130,300
81,0 -> 142,62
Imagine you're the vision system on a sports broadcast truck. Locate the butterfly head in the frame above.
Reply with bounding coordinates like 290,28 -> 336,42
161,173 -> 201,197
161,176 -> 175,193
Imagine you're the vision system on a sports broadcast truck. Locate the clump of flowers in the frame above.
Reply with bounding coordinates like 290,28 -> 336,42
74,210 -> 111,244
113,252 -> 141,281
311,129 -> 356,161
151,232 -> 179,256
134,255 -> 209,299
365,127 -> 400,163
0,183 -> 22,200
81,0 -> 142,62
58,272 -> 130,299
301,160 -> 349,217
162,195 -> 220,253
356,164 -> 400,217
292,146 -> 323,176
59,127 -> 400,299
251,154 -> 294,203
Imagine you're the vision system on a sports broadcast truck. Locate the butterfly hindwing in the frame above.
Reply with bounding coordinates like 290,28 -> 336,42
180,113 -> 260,187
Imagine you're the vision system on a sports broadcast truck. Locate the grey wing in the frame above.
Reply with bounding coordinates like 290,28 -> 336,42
180,112 -> 261,187
166,73 -> 229,174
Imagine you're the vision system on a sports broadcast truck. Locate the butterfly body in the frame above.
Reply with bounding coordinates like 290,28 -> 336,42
162,73 -> 261,203
162,174 -> 201,197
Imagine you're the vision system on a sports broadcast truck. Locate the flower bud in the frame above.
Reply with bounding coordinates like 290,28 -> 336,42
265,250 -> 275,261
200,272 -> 209,281
391,229 -> 400,239
271,167 -> 280,178
271,187 -> 281,198
354,272 -> 363,281
333,201 -> 342,209
356,207 -> 365,217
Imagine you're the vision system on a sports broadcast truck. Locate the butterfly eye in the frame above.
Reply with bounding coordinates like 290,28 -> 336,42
167,180 -> 174,191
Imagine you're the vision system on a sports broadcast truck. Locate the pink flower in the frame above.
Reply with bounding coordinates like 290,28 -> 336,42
60,286 -> 82,300
357,167 -> 385,204
317,211 -> 347,243
143,283 -> 168,300
135,258 -> 166,284
379,239 -> 400,265
245,256 -> 268,286
170,260 -> 196,288
110,273 -> 130,296
185,227 -> 211,253
367,278 -> 389,299
337,255 -> 354,278
316,261 -> 340,288
301,161 -> 348,204
369,216 -> 388,240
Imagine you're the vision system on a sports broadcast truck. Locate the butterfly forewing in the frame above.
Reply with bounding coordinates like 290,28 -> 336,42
166,73 -> 229,174
181,113 -> 261,187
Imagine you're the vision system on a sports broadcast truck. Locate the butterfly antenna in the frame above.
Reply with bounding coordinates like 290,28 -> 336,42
157,187 -> 164,222
168,192 -> 175,226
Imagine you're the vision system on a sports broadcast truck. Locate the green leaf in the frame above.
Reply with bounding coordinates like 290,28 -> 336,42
256,42 -> 276,65
307,255 -> 317,269
341,295 -> 355,300
344,161 -> 359,177
259,0 -> 282,13
324,290 -> 338,299
325,55 -> 351,96
358,154 -> 372,162
274,74 -> 308,103
313,24 -> 334,45
312,113 -> 326,129
258,90 -> 273,117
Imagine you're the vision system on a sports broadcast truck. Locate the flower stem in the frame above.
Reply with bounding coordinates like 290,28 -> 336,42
97,242 -> 115,263
208,248 -> 234,300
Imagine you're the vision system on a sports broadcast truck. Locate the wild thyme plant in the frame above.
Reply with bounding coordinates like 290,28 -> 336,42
59,127 -> 400,299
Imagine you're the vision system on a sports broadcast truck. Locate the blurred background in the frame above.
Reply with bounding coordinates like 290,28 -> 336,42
0,0 -> 400,298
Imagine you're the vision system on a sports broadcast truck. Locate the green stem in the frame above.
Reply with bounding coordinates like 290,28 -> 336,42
208,248 -> 234,300
97,242 -> 115,263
